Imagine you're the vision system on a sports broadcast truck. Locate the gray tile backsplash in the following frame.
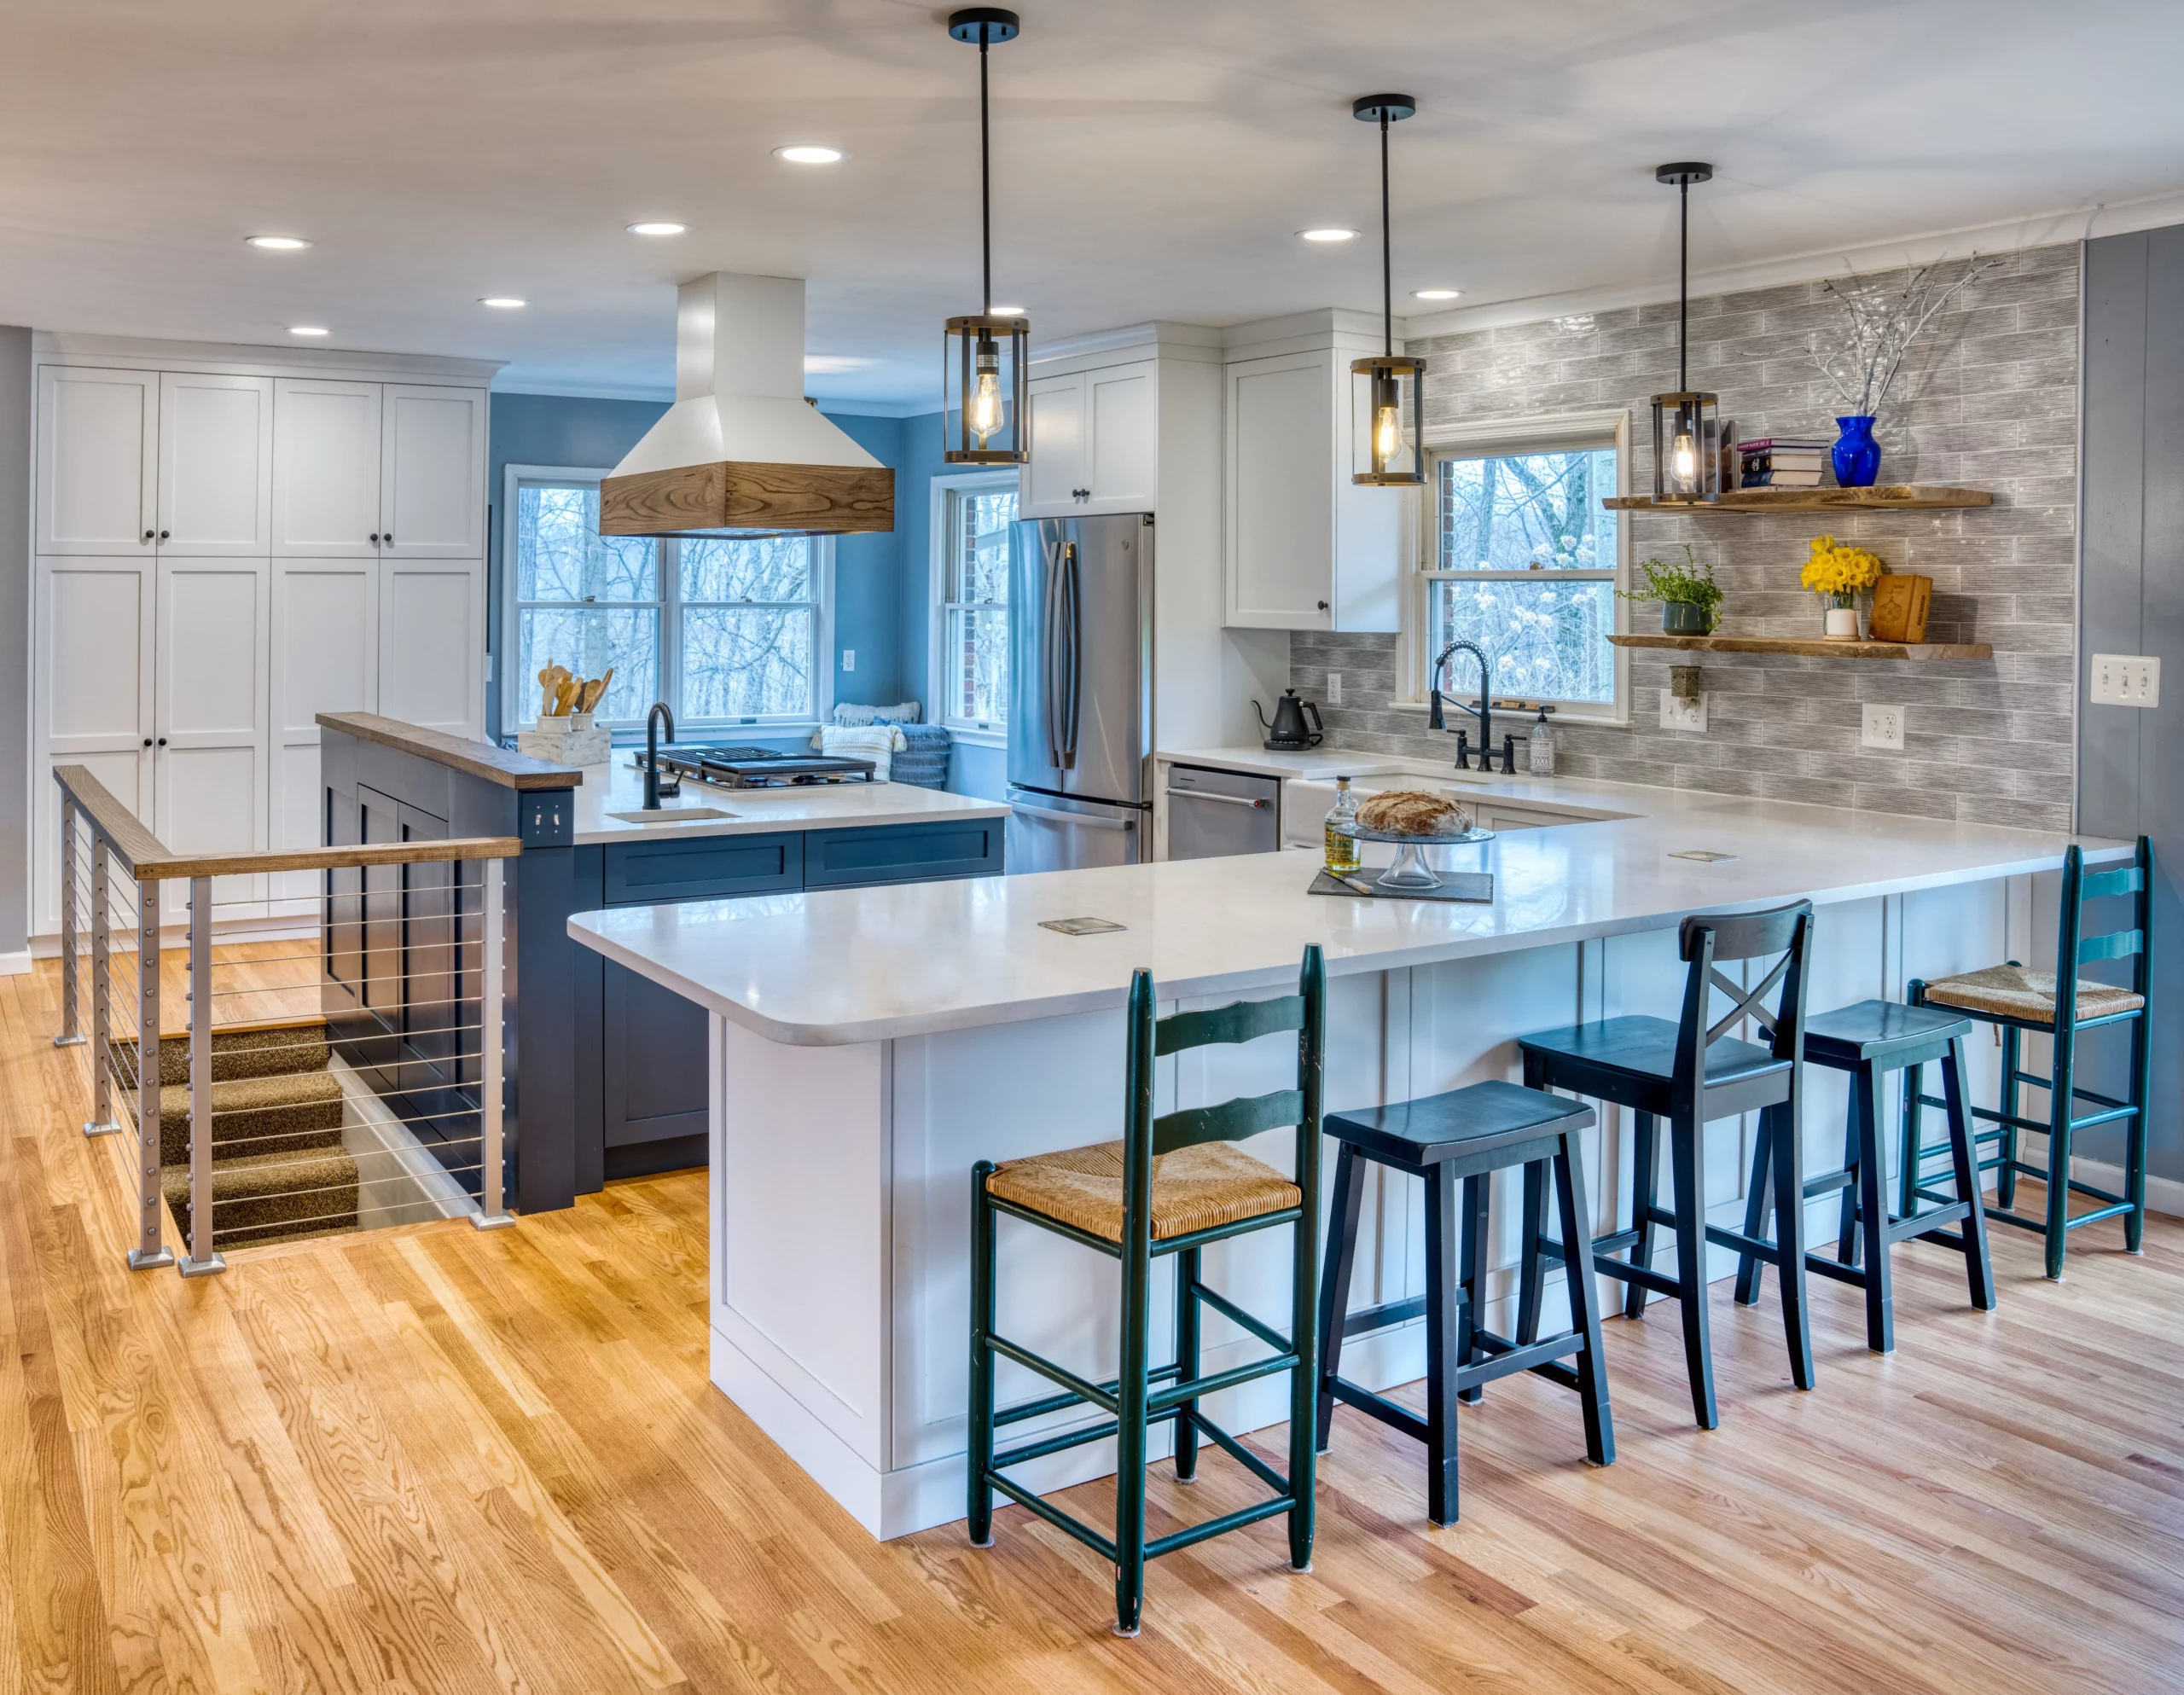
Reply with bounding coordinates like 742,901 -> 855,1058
1292,242 -> 2080,833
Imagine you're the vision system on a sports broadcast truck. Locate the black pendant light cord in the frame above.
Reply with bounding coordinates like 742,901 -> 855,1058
979,25 -> 992,316
1380,110 -> 1393,357
1677,177 -> 1689,392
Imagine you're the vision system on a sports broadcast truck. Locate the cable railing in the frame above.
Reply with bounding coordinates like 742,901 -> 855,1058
52,765 -> 523,1275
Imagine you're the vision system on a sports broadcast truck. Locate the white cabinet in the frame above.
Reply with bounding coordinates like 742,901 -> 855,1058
274,379 -> 382,556
1223,333 -> 1406,633
157,374 -> 274,555
1021,358 -> 1158,518
380,558 -> 484,737
381,385 -> 485,556
154,559 -> 271,919
270,560 -> 380,905
37,368 -> 158,554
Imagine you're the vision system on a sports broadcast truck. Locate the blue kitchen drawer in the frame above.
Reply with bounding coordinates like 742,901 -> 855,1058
601,832 -> 804,905
804,818 -> 1005,889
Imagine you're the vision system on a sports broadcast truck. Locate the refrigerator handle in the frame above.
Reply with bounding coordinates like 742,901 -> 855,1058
1042,537 -> 1064,769
1060,540 -> 1082,766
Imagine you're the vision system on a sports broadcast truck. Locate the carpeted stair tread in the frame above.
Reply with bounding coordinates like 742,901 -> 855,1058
145,1069 -> 346,1166
110,1021 -> 331,1089
163,1149 -> 359,1249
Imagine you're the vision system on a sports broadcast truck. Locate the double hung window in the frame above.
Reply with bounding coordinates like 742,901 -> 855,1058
933,474 -> 1016,732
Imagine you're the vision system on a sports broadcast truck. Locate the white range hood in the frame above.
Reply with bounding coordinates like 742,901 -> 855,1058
601,271 -> 895,539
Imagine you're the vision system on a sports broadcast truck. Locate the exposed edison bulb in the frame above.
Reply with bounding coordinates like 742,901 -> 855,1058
1374,403 -> 1403,468
1670,431 -> 1698,484
969,339 -> 1003,445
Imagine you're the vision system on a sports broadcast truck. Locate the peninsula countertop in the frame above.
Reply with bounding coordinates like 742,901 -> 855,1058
568,780 -> 2128,1048
569,756 -> 1010,845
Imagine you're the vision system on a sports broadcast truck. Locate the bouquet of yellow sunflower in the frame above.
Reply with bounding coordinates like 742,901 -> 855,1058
1800,535 -> 1885,608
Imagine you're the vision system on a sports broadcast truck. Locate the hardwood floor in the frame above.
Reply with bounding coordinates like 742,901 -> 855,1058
4,957 -> 2181,1693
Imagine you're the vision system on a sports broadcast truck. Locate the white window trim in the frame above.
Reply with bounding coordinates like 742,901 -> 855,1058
1396,409 -> 1633,729
500,462 -> 834,736
928,467 -> 1019,747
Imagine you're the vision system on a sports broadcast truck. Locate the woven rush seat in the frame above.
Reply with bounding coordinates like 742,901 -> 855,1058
1923,963 -> 2145,1025
986,1139 -> 1299,1244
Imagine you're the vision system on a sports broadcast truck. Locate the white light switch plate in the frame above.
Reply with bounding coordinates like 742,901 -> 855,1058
1658,688 -> 1708,733
2089,653 -> 2160,707
1862,704 -> 1906,752
1327,671 -> 1343,705
841,648 -> 855,671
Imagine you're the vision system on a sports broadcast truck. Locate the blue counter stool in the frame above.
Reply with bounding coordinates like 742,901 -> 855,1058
967,948 -> 1325,1639
1314,1082 -> 1612,1526
1909,838 -> 2154,1280
1515,902 -> 1816,1430
1731,1001 -> 1995,1353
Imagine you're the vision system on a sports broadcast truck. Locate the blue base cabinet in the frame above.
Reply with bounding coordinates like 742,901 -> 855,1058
583,815 -> 1004,1185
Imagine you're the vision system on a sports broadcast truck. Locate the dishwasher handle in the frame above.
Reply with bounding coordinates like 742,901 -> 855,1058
1165,787 -> 1269,810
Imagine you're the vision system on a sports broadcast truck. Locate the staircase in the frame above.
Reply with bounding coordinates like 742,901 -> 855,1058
114,1021 -> 363,1250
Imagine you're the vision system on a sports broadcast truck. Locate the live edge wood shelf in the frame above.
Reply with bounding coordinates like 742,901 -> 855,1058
1608,634 -> 1994,661
1602,485 -> 1993,514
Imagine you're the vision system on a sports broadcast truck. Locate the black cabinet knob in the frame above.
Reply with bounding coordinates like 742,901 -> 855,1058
1316,600 -> 1329,612
382,531 -> 392,543
369,532 -> 380,543
158,530 -> 170,541
142,529 -> 154,542
156,737 -> 167,747
142,737 -> 152,748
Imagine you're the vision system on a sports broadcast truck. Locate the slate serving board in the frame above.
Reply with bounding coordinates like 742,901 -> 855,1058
1307,869 -> 1495,903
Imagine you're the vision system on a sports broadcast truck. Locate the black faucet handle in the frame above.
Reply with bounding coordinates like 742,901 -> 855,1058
1453,730 -> 1470,769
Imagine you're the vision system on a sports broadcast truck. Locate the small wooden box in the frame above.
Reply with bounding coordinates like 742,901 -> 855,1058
1870,574 -> 1932,644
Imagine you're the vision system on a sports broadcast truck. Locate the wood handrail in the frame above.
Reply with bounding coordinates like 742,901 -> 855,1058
52,764 -> 521,880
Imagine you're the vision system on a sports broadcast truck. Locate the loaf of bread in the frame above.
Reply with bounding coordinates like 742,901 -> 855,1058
1355,790 -> 1466,836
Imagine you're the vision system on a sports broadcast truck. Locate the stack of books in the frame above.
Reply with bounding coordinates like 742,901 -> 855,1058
1738,438 -> 1829,488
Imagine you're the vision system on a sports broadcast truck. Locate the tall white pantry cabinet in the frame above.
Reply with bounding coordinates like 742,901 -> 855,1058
29,337 -> 498,936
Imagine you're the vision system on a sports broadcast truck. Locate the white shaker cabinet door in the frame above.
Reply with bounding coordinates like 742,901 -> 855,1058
273,379 -> 383,556
1224,351 -> 1335,628
1019,373 -> 1085,518
1083,361 -> 1157,513
155,558 -> 272,920
156,373 -> 274,555
32,557 -> 155,933
270,560 -> 378,908
380,385 -> 485,558
36,367 -> 160,555
380,558 -> 483,738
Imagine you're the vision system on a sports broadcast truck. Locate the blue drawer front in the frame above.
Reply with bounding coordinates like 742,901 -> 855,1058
804,818 -> 1005,888
602,832 -> 804,905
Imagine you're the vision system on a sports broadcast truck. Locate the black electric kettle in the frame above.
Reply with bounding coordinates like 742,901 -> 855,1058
1253,689 -> 1324,751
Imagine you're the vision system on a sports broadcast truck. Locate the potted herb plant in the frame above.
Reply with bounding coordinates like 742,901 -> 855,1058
1621,545 -> 1722,635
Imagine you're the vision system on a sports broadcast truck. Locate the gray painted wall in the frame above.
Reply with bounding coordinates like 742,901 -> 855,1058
2080,228 -> 2181,1183
1293,242 -> 2082,833
0,328 -> 28,958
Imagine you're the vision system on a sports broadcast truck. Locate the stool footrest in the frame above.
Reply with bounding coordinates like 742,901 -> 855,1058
1462,1328 -> 1588,1389
1804,1253 -> 1868,1289
1192,1283 -> 1294,1358
1802,1169 -> 1856,1199
1150,1350 -> 1298,1413
1327,1375 -> 1429,1443
1886,1199 -> 1971,1241
996,1363 -> 1182,1429
1342,1294 -> 1429,1339
995,1404 -> 1179,1471
1705,1223 -> 1783,1265
1590,1256 -> 1684,1298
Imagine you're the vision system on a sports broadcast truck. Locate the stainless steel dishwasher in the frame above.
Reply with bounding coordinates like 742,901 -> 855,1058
1165,764 -> 1281,859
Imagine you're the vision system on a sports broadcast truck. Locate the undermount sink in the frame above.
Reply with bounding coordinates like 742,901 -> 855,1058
606,806 -> 739,825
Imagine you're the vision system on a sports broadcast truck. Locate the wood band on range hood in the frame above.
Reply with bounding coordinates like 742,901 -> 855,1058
600,460 -> 895,537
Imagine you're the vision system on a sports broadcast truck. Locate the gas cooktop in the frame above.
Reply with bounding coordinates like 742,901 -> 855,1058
632,744 -> 877,789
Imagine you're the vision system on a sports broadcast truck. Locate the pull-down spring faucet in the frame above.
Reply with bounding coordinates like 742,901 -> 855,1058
1427,640 -> 1508,771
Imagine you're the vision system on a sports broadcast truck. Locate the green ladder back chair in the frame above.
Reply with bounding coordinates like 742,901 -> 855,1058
1908,837 -> 2154,1280
967,947 -> 1327,1639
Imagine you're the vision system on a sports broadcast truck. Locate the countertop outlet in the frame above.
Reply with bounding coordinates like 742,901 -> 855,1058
1862,705 -> 1907,751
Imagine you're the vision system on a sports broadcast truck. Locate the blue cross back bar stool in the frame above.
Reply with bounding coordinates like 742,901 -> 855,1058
1732,1000 -> 1995,1353
967,949 -> 1325,1639
1516,901 -> 1816,1431
1315,1081 -> 1612,1527
1908,837 -> 2154,1280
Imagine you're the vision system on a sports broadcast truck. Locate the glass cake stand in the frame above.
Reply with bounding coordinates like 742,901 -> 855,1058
1331,820 -> 1496,891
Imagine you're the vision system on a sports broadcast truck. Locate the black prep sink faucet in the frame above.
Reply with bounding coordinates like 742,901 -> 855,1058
1428,640 -> 1508,771
644,702 -> 677,809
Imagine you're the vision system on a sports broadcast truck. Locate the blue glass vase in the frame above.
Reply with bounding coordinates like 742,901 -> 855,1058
1833,415 -> 1881,487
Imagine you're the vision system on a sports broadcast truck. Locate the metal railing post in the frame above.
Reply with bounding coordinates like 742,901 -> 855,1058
55,795 -> 84,1047
178,876 -> 225,1277
126,877 -> 173,1271
84,836 -> 119,1135
471,856 -> 514,1230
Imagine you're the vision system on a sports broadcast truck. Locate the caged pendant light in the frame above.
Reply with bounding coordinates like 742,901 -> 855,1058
1350,93 -> 1424,486
1651,161 -> 1720,503
942,8 -> 1030,465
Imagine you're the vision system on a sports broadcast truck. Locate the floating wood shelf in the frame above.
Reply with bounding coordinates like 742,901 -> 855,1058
1609,634 -> 1993,661
1603,485 -> 1993,514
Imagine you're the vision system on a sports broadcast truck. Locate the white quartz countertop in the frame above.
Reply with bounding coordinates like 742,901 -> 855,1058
569,768 -> 2129,1046
1158,744 -> 1654,815
569,757 -> 1009,845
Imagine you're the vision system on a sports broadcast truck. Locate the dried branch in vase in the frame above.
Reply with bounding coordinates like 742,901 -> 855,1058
1806,258 -> 1999,417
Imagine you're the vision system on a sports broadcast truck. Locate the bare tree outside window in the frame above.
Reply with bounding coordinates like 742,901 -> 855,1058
1426,446 -> 1618,707
941,482 -> 1014,727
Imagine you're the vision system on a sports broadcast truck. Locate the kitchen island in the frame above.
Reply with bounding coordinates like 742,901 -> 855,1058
567,775 -> 2127,1539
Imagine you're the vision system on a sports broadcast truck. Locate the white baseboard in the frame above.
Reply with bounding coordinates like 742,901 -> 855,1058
2060,1153 -> 2184,1219
0,950 -> 30,977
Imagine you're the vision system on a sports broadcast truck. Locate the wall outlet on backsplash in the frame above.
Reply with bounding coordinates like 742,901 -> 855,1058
1326,672 -> 1342,705
1658,688 -> 1708,734
1862,704 -> 1906,752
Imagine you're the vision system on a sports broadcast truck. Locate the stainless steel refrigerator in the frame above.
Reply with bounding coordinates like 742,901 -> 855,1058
1007,513 -> 1153,872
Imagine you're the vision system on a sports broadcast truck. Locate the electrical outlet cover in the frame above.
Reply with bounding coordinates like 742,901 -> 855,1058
1658,688 -> 1708,733
2089,653 -> 2161,707
1862,704 -> 1906,751
841,648 -> 856,671
1327,671 -> 1343,705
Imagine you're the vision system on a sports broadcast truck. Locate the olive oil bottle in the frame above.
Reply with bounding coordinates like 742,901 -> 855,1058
1323,776 -> 1362,875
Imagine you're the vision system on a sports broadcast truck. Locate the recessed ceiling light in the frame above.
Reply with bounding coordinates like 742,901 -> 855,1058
626,221 -> 688,236
1298,227 -> 1360,243
288,325 -> 330,337
247,235 -> 312,251
1412,288 -> 1463,300
479,297 -> 527,309
774,145 -> 845,165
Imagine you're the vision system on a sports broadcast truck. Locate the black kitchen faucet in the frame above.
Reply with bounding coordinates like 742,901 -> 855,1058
1428,640 -> 1515,772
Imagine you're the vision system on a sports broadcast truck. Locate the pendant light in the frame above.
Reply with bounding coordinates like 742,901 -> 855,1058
1350,93 -> 1424,485
1651,161 -> 1719,503
942,8 -> 1029,465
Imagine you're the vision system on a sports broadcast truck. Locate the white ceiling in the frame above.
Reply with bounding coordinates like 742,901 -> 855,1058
7,0 -> 2183,408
